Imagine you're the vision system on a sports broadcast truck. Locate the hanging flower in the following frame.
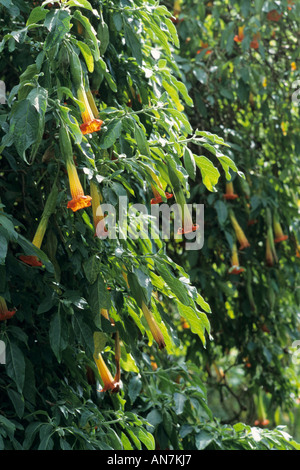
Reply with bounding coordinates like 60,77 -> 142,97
19,183 -> 58,266
288,1 -> 295,10
90,181 -> 107,236
150,355 -> 158,371
291,62 -> 297,71
273,214 -> 288,243
76,86 -> 103,135
0,296 -> 16,321
180,316 -> 190,329
267,10 -> 282,21
19,255 -> 43,267
174,185 -> 198,235
228,242 -> 245,275
223,181 -> 238,200
254,391 -> 269,427
250,33 -> 260,50
265,228 -> 278,266
234,26 -> 244,43
141,301 -> 166,350
247,219 -> 258,226
150,171 -> 173,205
66,159 -> 92,212
229,210 -> 250,250
197,41 -> 212,55
94,352 -> 120,393
113,331 -> 121,385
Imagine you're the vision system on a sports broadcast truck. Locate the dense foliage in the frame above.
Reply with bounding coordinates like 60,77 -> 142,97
0,0 -> 299,450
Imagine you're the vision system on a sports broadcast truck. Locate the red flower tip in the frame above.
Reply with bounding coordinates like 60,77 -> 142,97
247,219 -> 258,226
177,224 -> 199,235
0,309 -> 17,321
80,119 -> 103,135
254,419 -> 269,427
274,234 -> 288,243
267,10 -> 282,21
19,255 -> 43,267
229,266 -> 245,275
100,380 -> 121,394
239,240 -> 250,250
223,193 -> 239,200
67,195 -> 92,212
150,192 -> 173,205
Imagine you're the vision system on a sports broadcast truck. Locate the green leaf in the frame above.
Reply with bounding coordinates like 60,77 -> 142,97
9,99 -> 40,161
0,233 -> 8,264
128,375 -> 142,405
44,9 -> 71,51
26,6 -> 47,26
6,341 -> 26,394
195,430 -> 214,450
154,259 -> 190,306
134,121 -> 150,156
194,155 -> 220,191
183,147 -> 196,180
73,10 -> 100,61
137,428 -> 155,450
214,200 -> 228,225
99,119 -> 122,149
83,255 -> 101,284
124,23 -> 142,65
77,40 -> 94,73
177,302 -> 210,346
49,309 -> 68,362
72,310 -> 94,355
65,0 -> 94,11
7,389 -> 24,419
88,273 -> 111,315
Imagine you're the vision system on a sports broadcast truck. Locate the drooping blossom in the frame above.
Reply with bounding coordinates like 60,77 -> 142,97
19,183 -> 58,266
94,352 -> 120,393
223,181 -> 238,200
0,296 -> 16,321
229,210 -> 250,250
228,242 -> 245,275
273,214 -> 288,243
76,86 -> 103,135
234,26 -> 244,43
66,158 -> 92,212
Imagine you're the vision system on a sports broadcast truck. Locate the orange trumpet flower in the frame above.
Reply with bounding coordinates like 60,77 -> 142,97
94,352 -> 120,393
234,26 -> 244,43
265,228 -> 278,267
223,181 -> 238,200
76,86 -> 103,136
228,242 -> 245,275
0,296 -> 16,321
19,183 -> 58,267
229,210 -> 250,250
250,33 -> 260,50
273,214 -> 288,243
90,180 -> 107,236
141,300 -> 166,350
150,171 -> 173,205
66,158 -> 92,212
267,10 -> 282,21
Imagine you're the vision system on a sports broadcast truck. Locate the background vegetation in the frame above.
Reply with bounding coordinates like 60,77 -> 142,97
0,0 -> 299,450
